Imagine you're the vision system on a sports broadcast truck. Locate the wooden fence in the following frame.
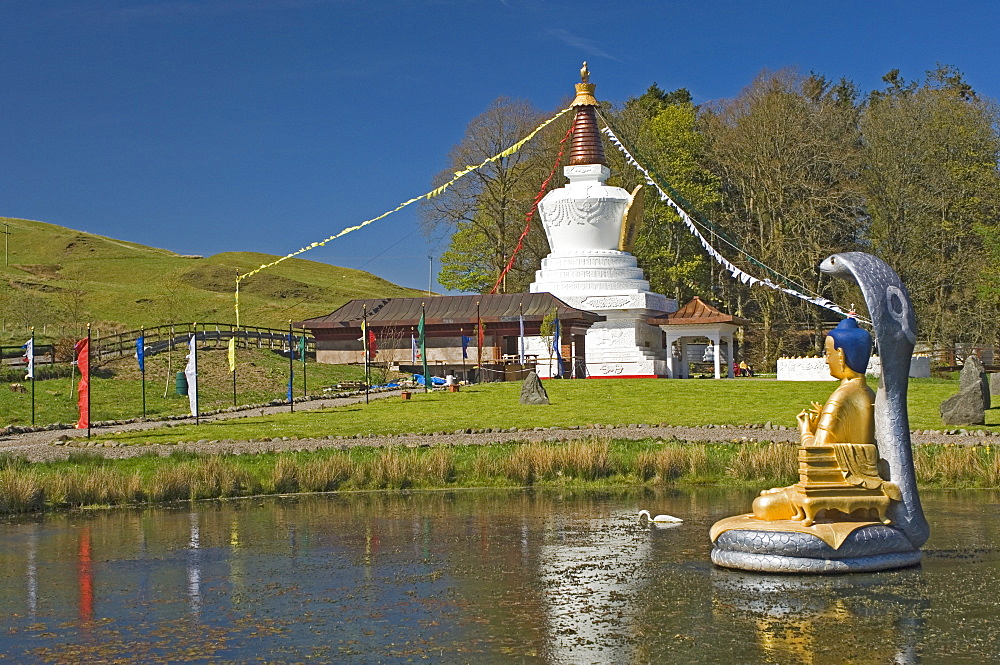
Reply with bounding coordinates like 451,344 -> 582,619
91,323 -> 315,366
0,343 -> 56,367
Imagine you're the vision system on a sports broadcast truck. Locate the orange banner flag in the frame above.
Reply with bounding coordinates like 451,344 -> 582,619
75,338 -> 89,429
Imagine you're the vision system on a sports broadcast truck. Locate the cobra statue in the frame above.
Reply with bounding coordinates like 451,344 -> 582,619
710,252 -> 930,573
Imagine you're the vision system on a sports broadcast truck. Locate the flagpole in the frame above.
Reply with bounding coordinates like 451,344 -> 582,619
29,326 -> 35,426
235,269 -> 241,329
140,326 -> 146,418
193,323 -> 200,425
86,323 -> 91,440
421,303 -> 429,394
519,302 -> 524,379
363,305 -> 370,405
234,270 -> 239,407
288,320 -> 294,413
553,313 -> 561,378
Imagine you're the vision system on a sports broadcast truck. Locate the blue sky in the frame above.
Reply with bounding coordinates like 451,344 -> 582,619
4,0 -> 999,292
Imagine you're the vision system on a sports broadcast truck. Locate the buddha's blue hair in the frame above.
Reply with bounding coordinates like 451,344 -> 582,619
828,317 -> 872,374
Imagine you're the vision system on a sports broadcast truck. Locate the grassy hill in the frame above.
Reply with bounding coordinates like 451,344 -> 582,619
0,216 -> 422,344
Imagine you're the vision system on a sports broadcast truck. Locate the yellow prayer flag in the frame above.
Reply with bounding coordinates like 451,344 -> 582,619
227,336 -> 236,373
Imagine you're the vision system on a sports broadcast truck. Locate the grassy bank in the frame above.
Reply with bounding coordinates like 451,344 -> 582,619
74,377 -> 994,447
2,439 -> 997,515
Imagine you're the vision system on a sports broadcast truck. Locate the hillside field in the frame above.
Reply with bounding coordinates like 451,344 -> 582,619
0,216 -> 422,345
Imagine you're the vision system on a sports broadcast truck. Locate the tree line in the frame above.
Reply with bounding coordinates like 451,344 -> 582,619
422,65 -> 1000,370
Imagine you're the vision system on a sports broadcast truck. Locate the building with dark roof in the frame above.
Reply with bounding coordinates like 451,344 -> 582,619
296,292 -> 602,381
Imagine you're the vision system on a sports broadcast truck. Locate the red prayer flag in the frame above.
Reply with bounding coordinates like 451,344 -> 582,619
74,338 -> 90,429
367,329 -> 377,360
477,319 -> 484,349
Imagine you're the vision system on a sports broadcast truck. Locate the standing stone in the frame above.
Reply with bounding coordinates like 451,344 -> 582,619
940,384 -> 986,426
520,371 -> 550,405
959,355 -> 990,409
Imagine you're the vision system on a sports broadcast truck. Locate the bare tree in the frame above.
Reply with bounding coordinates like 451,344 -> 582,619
699,69 -> 865,368
861,65 -> 1000,347
421,97 -> 567,293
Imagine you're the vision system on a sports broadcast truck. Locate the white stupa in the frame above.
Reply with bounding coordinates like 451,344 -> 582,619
529,64 -> 677,378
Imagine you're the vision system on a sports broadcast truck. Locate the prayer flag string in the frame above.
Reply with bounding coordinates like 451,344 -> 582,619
599,121 -> 863,323
489,123 -> 574,294
234,106 -> 573,325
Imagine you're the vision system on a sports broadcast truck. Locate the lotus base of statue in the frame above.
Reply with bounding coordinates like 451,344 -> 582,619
710,518 -> 921,573
710,253 -> 929,574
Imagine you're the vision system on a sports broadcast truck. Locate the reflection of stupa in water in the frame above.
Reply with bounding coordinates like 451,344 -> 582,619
528,64 -> 677,378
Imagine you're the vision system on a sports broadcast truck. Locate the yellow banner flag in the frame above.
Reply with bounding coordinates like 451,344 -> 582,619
227,336 -> 236,373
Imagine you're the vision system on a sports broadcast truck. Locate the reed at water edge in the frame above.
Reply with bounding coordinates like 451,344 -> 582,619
0,439 -> 995,514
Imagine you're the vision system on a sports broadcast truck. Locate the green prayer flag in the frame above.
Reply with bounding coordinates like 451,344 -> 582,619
419,309 -> 429,390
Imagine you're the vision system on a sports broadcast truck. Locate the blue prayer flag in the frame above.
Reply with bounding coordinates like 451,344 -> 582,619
136,336 -> 145,372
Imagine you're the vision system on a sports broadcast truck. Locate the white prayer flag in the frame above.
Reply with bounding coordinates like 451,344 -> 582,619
22,338 -> 34,379
184,335 -> 198,416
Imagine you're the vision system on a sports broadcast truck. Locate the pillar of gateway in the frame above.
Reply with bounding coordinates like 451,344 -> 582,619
529,65 -> 677,378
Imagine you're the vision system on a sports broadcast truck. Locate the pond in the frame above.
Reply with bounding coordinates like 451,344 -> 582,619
1,488 -> 998,664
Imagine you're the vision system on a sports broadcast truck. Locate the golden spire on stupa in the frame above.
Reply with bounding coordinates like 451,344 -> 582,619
572,61 -> 599,107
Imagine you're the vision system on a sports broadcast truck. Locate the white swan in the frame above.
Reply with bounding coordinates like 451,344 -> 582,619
638,509 -> 682,524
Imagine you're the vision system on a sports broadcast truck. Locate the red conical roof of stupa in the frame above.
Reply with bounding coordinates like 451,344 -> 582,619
569,106 -> 605,166
568,62 -> 606,166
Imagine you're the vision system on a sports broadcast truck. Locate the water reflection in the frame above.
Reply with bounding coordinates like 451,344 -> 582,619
0,489 -> 996,663
712,568 -> 927,664
539,508 -> 653,664
187,510 -> 201,617
25,523 -> 37,617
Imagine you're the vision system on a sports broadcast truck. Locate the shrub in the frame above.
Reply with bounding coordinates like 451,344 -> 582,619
0,468 -> 44,513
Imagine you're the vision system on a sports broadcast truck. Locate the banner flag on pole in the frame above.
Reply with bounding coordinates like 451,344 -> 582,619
298,335 -> 306,360
184,335 -> 199,417
461,335 -> 471,360
227,336 -> 236,373
418,307 -> 429,390
22,338 -> 34,379
411,334 -> 418,362
368,329 -> 377,360
518,315 -> 525,365
286,332 -> 295,402
551,315 -> 562,378
135,336 -> 145,373
74,338 -> 90,429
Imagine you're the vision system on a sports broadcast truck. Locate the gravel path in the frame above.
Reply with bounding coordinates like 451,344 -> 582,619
0,390 -> 993,463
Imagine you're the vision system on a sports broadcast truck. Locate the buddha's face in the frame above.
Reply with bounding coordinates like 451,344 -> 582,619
824,335 -> 848,378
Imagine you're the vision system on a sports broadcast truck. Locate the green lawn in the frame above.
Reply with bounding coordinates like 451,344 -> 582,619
82,377 -> 983,445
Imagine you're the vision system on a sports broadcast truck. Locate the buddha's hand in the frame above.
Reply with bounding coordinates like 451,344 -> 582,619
797,408 -> 818,435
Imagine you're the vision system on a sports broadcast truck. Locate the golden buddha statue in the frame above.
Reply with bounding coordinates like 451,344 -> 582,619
752,317 -> 900,527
